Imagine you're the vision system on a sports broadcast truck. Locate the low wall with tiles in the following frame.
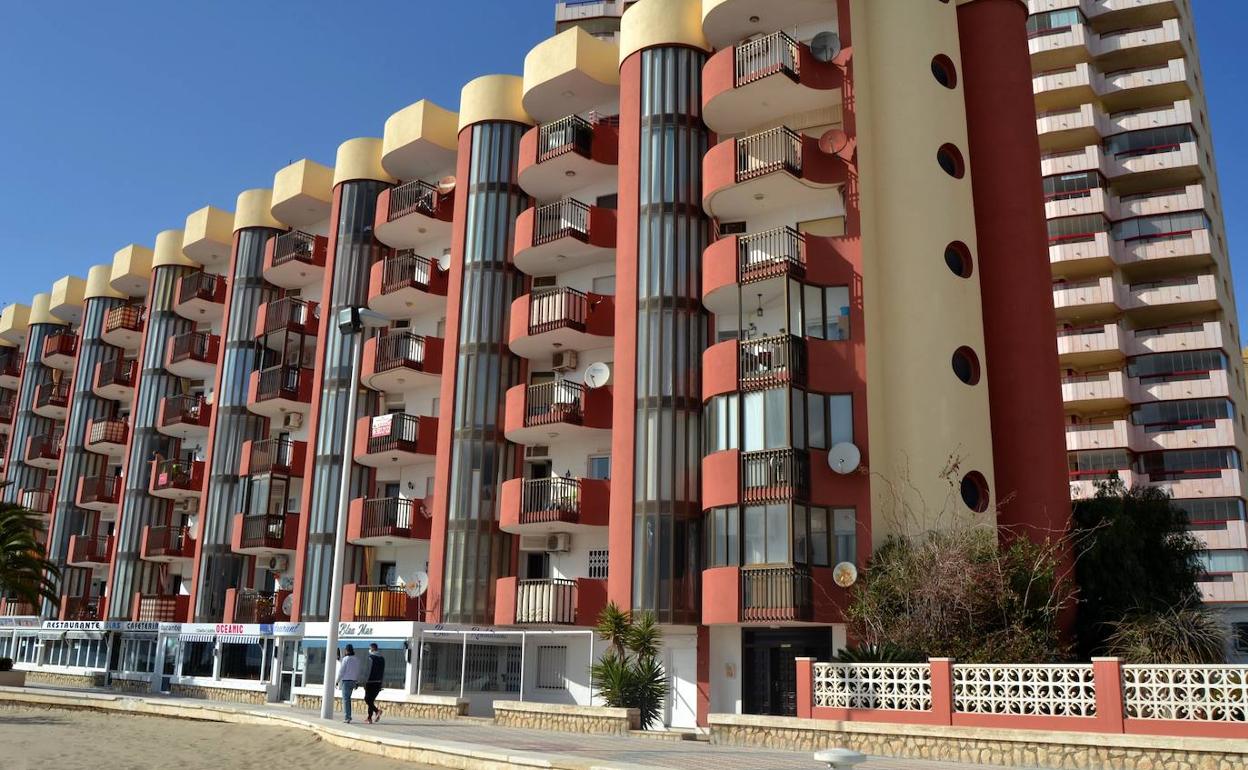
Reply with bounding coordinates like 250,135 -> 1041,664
710,713 -> 1248,770
23,670 -> 103,689
107,677 -> 153,695
493,700 -> 639,735
170,683 -> 267,705
293,693 -> 467,720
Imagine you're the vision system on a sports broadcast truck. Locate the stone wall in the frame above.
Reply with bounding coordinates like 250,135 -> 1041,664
170,684 -> 267,705
24,671 -> 102,689
107,678 -> 153,695
493,700 -> 639,736
293,693 -> 467,720
710,715 -> 1248,770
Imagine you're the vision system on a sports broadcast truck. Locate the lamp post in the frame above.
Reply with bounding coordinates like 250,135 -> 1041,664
321,305 -> 388,720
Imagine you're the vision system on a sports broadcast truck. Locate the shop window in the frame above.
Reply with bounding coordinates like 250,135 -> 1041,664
219,641 -> 264,681
181,641 -> 215,678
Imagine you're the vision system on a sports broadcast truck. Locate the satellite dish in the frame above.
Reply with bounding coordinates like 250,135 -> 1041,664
402,571 -> 430,598
437,176 -> 456,195
281,593 -> 294,616
819,129 -> 850,156
584,362 -> 611,389
810,31 -> 841,64
437,251 -> 452,272
833,562 -> 858,588
828,442 -> 861,474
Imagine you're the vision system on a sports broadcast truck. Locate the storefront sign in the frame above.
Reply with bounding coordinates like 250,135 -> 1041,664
41,621 -> 159,632
272,622 -> 304,637
0,617 -> 39,628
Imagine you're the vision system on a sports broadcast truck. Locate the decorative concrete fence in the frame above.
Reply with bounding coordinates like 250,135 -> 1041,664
797,658 -> 1248,740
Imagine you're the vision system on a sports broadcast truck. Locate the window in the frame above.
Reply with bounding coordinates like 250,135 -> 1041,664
931,54 -> 957,89
1136,448 -> 1241,480
1026,8 -> 1083,37
1048,214 -> 1109,243
704,394 -> 739,453
1128,350 -> 1226,380
592,275 -> 616,295
1131,398 -> 1232,432
587,455 -> 611,479
181,641 -> 215,677
219,641 -> 265,681
960,471 -> 990,513
43,638 -> 107,669
588,549 -> 609,579
536,646 -> 567,690
705,507 -> 741,568
937,144 -> 965,179
1068,449 -> 1131,479
1104,125 -> 1194,159
1042,171 -> 1104,200
795,506 -> 856,567
743,503 -> 790,565
807,393 -> 853,450
1198,549 -> 1248,575
15,635 -> 39,664
118,637 -> 157,674
1111,211 -> 1210,242
743,389 -> 789,451
1174,498 -> 1245,524
348,640 -> 407,689
789,284 -> 850,341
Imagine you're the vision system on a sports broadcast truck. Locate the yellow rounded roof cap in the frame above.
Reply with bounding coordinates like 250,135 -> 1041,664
332,137 -> 396,187
621,0 -> 709,63
458,74 -> 533,131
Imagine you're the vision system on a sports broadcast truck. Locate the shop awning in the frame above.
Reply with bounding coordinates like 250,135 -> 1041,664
65,631 -> 105,640
219,635 -> 262,645
38,631 -> 65,640
179,632 -> 215,643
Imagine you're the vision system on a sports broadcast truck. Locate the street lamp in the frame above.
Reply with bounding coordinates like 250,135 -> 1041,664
321,305 -> 388,720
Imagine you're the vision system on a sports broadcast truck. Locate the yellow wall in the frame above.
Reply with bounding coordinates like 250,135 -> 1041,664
85,264 -> 125,300
332,138 -> 395,187
620,0 -> 708,62
152,229 -> 198,269
383,100 -> 459,157
234,189 -> 283,231
28,292 -> 65,326
49,275 -> 87,321
457,75 -> 533,131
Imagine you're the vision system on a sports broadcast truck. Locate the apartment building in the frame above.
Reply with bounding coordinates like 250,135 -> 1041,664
1028,0 -> 1248,641
0,0 -> 1075,723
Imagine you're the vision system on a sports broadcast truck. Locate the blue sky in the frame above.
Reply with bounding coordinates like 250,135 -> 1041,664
1,1 -> 1245,337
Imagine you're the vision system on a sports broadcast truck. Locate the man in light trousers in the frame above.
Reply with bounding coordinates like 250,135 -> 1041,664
334,644 -> 361,723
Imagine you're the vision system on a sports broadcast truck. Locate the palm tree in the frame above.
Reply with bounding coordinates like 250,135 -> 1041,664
0,501 -> 59,607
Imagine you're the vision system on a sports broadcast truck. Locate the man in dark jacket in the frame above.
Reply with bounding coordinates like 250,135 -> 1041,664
363,643 -> 386,723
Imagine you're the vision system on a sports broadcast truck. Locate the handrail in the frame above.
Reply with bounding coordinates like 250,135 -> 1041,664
381,251 -> 437,294
741,565 -> 812,622
736,30 -> 800,87
528,288 -> 588,335
519,478 -> 582,524
170,331 -> 217,364
272,230 -> 320,267
741,448 -> 810,502
162,394 -> 208,425
525,381 -> 585,426
263,296 -> 318,334
87,419 -> 127,446
737,127 -> 803,182
366,413 -> 421,454
240,513 -> 289,549
96,357 -> 138,390
738,226 -> 805,283
353,585 -> 425,622
178,271 -> 225,305
257,365 -> 309,401
104,304 -> 146,333
359,498 -> 418,538
375,332 -> 429,373
248,438 -> 298,474
388,180 -> 440,221
534,199 -> 591,246
516,578 -> 577,624
538,115 -> 594,163
739,335 -> 805,389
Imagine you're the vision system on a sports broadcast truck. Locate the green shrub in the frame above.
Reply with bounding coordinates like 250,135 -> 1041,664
1105,605 -> 1227,664
590,603 -> 669,729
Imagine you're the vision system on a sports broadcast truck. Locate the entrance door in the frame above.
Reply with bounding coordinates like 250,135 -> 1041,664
159,635 -> 178,693
279,640 -> 300,702
741,628 -> 832,716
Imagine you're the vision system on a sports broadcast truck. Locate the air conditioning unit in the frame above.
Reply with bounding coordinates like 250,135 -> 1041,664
283,412 -> 304,430
525,445 -> 550,458
266,555 -> 289,573
519,535 -> 549,552
548,533 -> 571,552
552,350 -> 578,372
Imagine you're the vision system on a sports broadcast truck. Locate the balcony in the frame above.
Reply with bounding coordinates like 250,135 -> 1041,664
1036,103 -> 1110,153
352,413 -> 438,469
1032,62 -> 1098,112
174,270 -> 227,322
157,394 -> 212,440
60,595 -> 104,622
231,512 -> 299,556
742,448 -> 811,503
83,418 -> 128,459
504,380 -> 612,445
1062,369 -> 1129,410
0,598 -> 37,617
495,576 -> 607,627
247,365 -> 314,420
149,459 -> 206,501
224,588 -> 292,624
1130,419 -> 1238,454
66,534 -> 113,568
1116,228 -> 1213,273
166,331 -> 220,380
256,297 -> 320,349
140,525 -> 195,563
1066,420 -> 1130,452
1040,145 -> 1109,180
1139,468 -> 1242,500
342,584 -> 426,622
101,304 -> 146,350
19,488 -> 52,515
24,433 -> 62,470
93,357 -> 137,402
1049,231 -> 1113,276
518,114 -> 619,201
512,199 -> 616,276
33,380 -> 71,419
346,497 -> 431,546
374,180 -> 455,251
263,230 -> 328,290
703,31 -> 842,136
701,227 -> 833,314
239,438 -> 307,477
1098,59 -> 1195,113
131,593 -> 189,622
1130,369 -> 1230,404
509,288 -> 614,359
0,349 -> 22,389
703,127 -> 844,221
76,475 -> 122,515
0,400 -> 12,433
1056,323 -> 1125,367
367,251 -> 449,319
1129,321 -> 1224,357
1125,274 -> 1221,324
499,476 -> 609,535
361,332 -> 443,392
1051,276 -> 1123,321
1068,468 -> 1136,500
41,331 -> 78,371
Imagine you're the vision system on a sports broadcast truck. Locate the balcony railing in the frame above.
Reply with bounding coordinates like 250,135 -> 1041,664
144,525 -> 191,559
161,394 -> 208,428
248,438 -> 299,475
738,126 -> 803,182
256,365 -> 310,402
271,230 -> 322,268
96,357 -> 138,391
0,401 -> 14,424
0,350 -> 22,380
152,459 -> 203,494
375,332 -> 430,373
520,478 -> 582,525
534,198 -> 591,246
234,589 -> 284,624
70,535 -> 112,564
366,412 -> 422,454
104,305 -> 146,334
538,114 -> 594,163
35,381 -> 71,411
262,297 -> 318,335
388,179 -> 440,221
381,251 -> 438,294
353,585 -> 425,622
741,565 -> 812,622
516,578 -> 577,624
87,419 -> 128,446
178,270 -> 225,306
525,381 -> 585,426
64,596 -> 104,621
239,513 -> 290,550
19,489 -> 51,513
26,433 -> 62,464
42,331 -> 78,361
1,599 -> 37,616
529,288 -> 588,335
742,448 -> 810,502
736,30 -> 800,86
169,331 -> 218,366
357,498 -> 420,539
79,475 -> 122,507
738,226 -> 806,283
740,335 -> 805,389
135,594 -> 185,622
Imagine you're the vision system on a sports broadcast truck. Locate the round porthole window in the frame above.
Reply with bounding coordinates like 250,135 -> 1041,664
952,346 -> 981,385
937,144 -> 966,179
931,54 -> 957,89
960,471 -> 990,513
944,242 -> 973,278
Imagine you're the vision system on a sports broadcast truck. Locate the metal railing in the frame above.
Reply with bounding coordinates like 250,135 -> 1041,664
525,381 -> 585,426
178,270 -> 225,305
738,226 -> 806,283
64,596 -> 104,621
96,357 -> 137,391
516,578 -> 577,624
152,459 -> 201,492
104,304 -> 146,333
144,525 -> 191,558
248,438 -> 298,475
741,448 -> 810,502
381,251 -> 437,294
538,115 -> 594,163
256,365 -> 309,402
366,412 -> 421,454
87,420 -> 127,446
169,331 -> 217,365
0,349 -> 22,379
234,589 -> 284,623
736,30 -> 800,86
35,381 -> 71,410
739,335 -> 805,389
1,599 -> 37,616
353,585 -> 425,622
375,332 -> 429,373
135,594 -> 184,622
534,198 -> 591,245
357,498 -> 418,539
20,489 -> 53,513
162,394 -> 208,427
0,401 -> 13,423
42,331 -> 78,360
239,513 -> 289,550
388,179 -> 440,221
272,230 -> 320,267
27,433 -> 62,463
79,475 -> 122,506
741,565 -> 812,622
529,288 -> 588,335
262,296 -> 317,335
519,478 -> 582,525
70,535 -> 112,564
737,126 -> 803,182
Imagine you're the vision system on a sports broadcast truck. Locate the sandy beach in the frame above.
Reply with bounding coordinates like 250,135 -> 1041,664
0,706 -> 429,770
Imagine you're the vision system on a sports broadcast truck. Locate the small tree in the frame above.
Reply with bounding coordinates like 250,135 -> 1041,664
0,502 -> 60,607
591,602 -> 668,729
1071,478 -> 1207,659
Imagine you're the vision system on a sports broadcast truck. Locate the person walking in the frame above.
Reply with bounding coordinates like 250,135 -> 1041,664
363,643 -> 386,724
334,644 -> 361,723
